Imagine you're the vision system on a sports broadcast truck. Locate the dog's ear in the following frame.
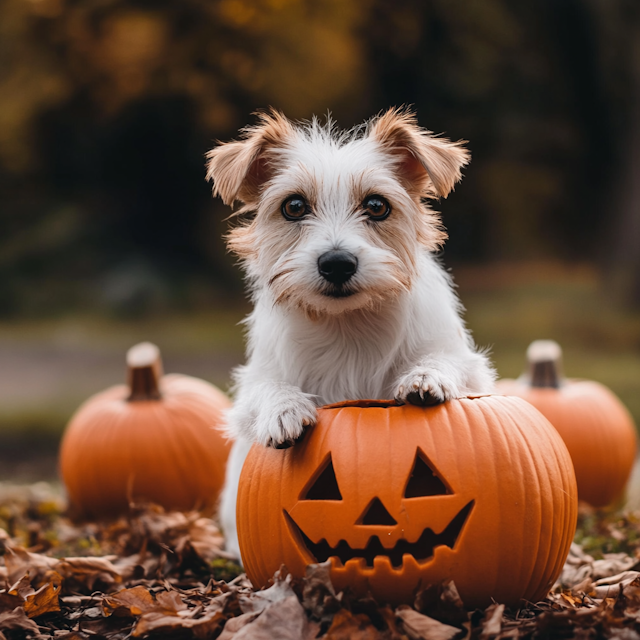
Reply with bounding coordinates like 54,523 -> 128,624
369,108 -> 470,198
206,110 -> 295,206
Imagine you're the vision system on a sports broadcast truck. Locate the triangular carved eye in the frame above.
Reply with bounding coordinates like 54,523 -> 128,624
301,455 -> 342,500
404,449 -> 451,497
358,497 -> 397,525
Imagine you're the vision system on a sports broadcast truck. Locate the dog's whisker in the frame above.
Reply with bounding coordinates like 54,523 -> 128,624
268,269 -> 294,287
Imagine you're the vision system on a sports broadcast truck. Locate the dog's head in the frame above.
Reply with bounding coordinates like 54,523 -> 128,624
206,108 -> 469,316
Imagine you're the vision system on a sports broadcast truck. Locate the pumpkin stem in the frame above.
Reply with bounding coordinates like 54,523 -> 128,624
126,342 -> 163,401
525,340 -> 564,389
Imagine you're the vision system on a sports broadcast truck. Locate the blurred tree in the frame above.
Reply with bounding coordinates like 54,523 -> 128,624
0,0 -> 639,314
0,0 -> 369,314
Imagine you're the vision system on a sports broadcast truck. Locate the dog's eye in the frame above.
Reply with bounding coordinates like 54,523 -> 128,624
362,195 -> 391,221
282,195 -> 308,220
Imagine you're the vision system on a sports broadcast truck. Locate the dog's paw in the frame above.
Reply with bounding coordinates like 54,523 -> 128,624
255,394 -> 317,448
394,368 -> 461,407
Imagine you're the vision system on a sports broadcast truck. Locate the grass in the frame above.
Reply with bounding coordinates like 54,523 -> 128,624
456,261 -> 640,422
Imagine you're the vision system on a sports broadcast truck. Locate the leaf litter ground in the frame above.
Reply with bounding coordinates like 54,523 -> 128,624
1,484 -> 640,639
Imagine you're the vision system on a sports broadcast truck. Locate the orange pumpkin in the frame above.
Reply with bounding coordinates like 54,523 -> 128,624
237,396 -> 577,608
497,340 -> 638,508
60,342 -> 231,519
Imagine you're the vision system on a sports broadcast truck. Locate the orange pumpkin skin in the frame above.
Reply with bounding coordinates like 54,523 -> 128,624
237,396 -> 577,608
497,378 -> 637,508
60,373 -> 231,518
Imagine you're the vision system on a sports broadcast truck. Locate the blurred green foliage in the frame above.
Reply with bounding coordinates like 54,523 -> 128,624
2,0 -> 640,314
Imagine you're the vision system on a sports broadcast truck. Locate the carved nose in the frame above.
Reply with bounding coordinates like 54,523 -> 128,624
358,497 -> 397,525
318,251 -> 358,285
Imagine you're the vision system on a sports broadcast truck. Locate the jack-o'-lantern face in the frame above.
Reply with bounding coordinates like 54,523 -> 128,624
285,450 -> 474,569
238,398 -> 578,608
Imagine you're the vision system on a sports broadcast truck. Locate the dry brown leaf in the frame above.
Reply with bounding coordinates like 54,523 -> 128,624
592,554 -> 638,580
54,556 -> 122,590
155,589 -> 187,612
133,607 -> 225,638
593,572 -> 640,599
102,585 -> 159,617
0,606 -> 41,634
302,560 -> 341,629
4,545 -> 58,585
132,591 -> 230,638
232,595 -> 319,640
24,577 -> 61,618
397,608 -> 460,640
217,611 -> 261,640
0,592 -> 24,614
8,573 -> 34,600
325,609 -> 381,640
186,518 -> 225,564
239,571 -> 296,614
480,603 -> 504,639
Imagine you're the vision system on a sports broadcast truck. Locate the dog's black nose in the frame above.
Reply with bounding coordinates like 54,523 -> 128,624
318,250 -> 358,285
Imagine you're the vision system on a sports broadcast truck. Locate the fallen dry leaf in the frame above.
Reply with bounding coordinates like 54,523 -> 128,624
8,573 -> 34,600
4,545 -> 58,585
54,555 -> 122,590
217,611 -> 261,640
325,608 -> 381,640
232,595 -> 319,640
479,603 -> 504,639
239,570 -> 296,614
185,517 -> 225,564
133,607 -> 225,638
0,607 -> 41,634
102,585 -> 159,617
397,607 -> 460,640
24,577 -> 61,618
0,592 -> 24,614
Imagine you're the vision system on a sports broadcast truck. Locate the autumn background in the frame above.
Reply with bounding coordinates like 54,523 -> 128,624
1,0 -> 640,481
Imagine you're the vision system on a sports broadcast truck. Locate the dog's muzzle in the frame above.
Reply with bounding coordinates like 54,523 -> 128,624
318,250 -> 358,287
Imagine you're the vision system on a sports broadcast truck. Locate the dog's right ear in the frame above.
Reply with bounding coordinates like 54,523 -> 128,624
206,110 -> 295,206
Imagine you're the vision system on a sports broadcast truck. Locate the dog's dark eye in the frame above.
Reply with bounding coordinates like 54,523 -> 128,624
282,195 -> 308,220
363,195 -> 390,221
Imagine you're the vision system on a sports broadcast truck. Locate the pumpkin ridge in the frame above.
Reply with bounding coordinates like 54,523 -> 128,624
471,398 -> 504,597
496,399 -> 528,594
507,399 -> 572,601
502,400 -> 549,601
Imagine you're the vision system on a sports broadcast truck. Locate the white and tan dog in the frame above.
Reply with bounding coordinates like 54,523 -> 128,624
206,108 -> 495,559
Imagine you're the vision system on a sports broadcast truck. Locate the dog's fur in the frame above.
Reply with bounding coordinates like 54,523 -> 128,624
206,108 -> 496,560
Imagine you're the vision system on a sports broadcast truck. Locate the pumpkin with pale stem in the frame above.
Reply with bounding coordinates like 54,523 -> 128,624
60,342 -> 231,518
497,340 -> 637,508
237,396 -> 577,608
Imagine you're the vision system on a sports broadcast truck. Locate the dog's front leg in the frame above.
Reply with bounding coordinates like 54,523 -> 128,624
228,377 -> 318,448
394,351 -> 495,406
220,377 -> 317,561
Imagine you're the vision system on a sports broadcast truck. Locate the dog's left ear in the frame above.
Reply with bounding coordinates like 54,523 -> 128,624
206,110 -> 295,206
369,108 -> 470,198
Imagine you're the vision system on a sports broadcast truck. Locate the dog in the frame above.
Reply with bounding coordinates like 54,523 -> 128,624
206,108 -> 496,560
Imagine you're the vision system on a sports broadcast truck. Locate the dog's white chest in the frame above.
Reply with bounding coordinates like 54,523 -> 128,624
274,312 -> 404,404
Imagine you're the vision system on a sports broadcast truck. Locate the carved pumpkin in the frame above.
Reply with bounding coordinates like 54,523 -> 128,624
237,396 -> 577,608
60,342 -> 231,519
497,340 -> 637,508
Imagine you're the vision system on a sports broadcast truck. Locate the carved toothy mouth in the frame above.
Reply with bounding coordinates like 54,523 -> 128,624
285,500 -> 474,568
